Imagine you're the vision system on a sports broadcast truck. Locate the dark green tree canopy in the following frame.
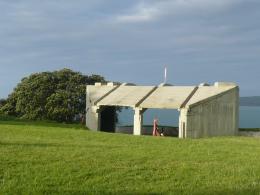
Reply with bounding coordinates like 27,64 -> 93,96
0,99 -> 7,109
1,69 -> 105,122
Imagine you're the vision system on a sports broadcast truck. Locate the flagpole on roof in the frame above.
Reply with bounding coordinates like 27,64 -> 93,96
164,66 -> 167,84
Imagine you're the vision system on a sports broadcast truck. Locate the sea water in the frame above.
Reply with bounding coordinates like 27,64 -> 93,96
240,106 -> 260,128
117,106 -> 260,128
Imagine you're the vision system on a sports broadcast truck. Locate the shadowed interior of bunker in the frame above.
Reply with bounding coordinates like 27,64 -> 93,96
112,107 -> 180,136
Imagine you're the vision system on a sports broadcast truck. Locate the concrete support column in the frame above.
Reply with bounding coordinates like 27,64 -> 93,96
234,87 -> 239,135
179,108 -> 188,138
86,106 -> 101,131
95,107 -> 101,131
133,107 -> 143,135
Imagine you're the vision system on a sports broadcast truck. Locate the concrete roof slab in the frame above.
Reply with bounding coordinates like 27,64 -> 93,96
87,85 -> 116,103
87,84 -> 237,109
97,86 -> 155,107
186,86 -> 236,107
140,86 -> 196,109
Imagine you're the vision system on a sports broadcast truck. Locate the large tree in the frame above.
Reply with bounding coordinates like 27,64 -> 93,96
0,99 -> 7,110
1,69 -> 105,122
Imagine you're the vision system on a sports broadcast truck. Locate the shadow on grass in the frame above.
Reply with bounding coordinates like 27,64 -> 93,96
239,128 -> 260,132
197,188 -> 260,195
34,187 -> 260,195
0,141 -> 122,149
0,120 -> 88,130
0,142 -> 61,148
0,114 -> 88,130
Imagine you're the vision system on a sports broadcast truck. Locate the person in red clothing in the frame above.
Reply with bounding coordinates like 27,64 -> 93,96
153,119 -> 160,136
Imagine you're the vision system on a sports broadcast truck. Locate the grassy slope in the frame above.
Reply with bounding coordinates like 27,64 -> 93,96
1,122 -> 260,194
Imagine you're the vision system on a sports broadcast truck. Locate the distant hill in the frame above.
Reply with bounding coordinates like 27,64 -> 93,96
240,96 -> 260,106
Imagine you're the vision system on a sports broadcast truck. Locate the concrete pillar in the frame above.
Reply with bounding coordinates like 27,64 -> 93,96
133,107 -> 143,135
94,107 -> 101,131
234,87 -> 239,135
179,108 -> 188,138
86,106 -> 101,131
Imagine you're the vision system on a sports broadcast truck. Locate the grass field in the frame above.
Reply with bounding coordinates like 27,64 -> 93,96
1,120 -> 260,194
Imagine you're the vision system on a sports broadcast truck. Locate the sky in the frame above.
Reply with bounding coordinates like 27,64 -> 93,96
0,0 -> 260,98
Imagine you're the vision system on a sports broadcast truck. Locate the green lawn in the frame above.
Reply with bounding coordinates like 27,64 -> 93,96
1,121 -> 260,194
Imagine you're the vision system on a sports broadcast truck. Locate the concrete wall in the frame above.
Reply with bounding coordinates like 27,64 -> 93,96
179,109 -> 188,138
183,87 -> 239,138
86,106 -> 100,131
86,85 -> 100,131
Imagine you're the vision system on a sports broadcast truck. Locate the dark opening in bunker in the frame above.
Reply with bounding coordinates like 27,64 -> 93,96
100,106 -> 117,132
115,107 -> 180,137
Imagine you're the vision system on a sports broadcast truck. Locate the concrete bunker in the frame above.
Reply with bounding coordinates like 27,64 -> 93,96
86,82 -> 239,138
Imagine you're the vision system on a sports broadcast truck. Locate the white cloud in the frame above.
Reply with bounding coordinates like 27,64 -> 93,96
115,0 -> 240,23
116,7 -> 158,22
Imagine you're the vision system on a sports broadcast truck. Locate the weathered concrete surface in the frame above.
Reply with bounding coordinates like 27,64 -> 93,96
86,85 -> 115,131
97,86 -> 154,107
86,106 -> 101,131
186,86 -> 235,106
133,108 -> 143,135
87,85 -> 116,104
179,108 -> 188,138
183,87 -> 239,138
140,86 -> 196,109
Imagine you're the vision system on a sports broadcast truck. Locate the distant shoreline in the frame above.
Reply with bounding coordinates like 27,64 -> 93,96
240,96 -> 260,106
